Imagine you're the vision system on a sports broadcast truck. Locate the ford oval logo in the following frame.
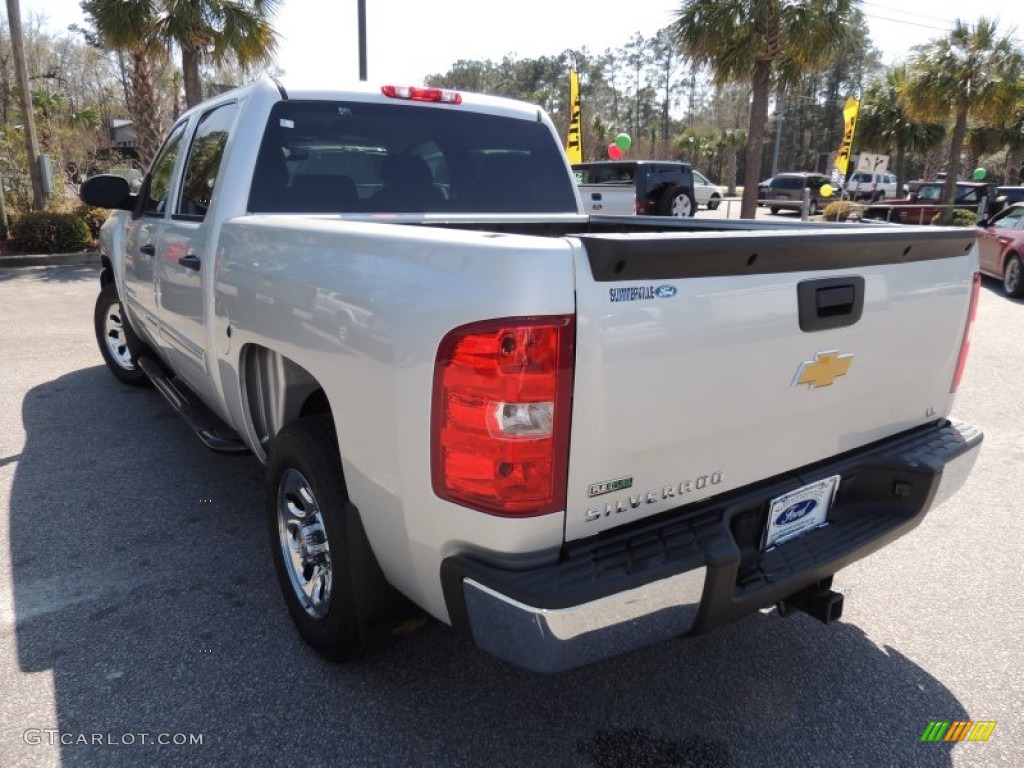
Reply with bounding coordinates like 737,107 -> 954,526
777,499 -> 818,525
655,285 -> 677,299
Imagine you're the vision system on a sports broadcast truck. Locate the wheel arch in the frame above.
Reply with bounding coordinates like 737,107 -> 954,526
239,343 -> 334,459
1000,249 -> 1020,273
99,255 -> 114,286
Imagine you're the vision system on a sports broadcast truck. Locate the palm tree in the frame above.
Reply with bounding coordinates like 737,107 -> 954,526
718,128 -> 748,195
155,0 -> 281,108
672,0 -> 858,218
81,0 -> 168,168
903,18 -> 1024,220
856,65 -> 945,196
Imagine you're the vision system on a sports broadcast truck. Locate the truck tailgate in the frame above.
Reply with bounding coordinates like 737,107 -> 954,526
564,227 -> 976,542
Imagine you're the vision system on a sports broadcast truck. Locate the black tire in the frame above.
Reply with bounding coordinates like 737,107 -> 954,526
1003,254 -> 1024,298
94,281 -> 148,386
707,195 -> 720,211
659,186 -> 696,217
807,199 -> 819,217
770,206 -> 780,215
266,415 -> 367,662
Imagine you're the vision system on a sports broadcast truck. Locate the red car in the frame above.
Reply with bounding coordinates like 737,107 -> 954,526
977,203 -> 1024,297
864,181 -> 1000,224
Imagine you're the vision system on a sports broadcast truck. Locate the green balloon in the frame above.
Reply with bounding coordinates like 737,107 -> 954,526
614,133 -> 632,151
972,167 -> 986,180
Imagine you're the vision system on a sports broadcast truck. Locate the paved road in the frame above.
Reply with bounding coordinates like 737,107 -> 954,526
0,262 -> 1020,767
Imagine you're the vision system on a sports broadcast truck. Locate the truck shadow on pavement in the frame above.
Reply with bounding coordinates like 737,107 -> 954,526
9,368 -> 966,767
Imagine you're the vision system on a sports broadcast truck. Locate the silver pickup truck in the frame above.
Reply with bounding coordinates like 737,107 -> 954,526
82,78 -> 983,673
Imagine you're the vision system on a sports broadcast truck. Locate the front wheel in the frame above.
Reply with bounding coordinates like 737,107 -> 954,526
707,195 -> 721,211
267,415 -> 367,661
660,187 -> 696,217
94,281 -> 148,386
1004,254 -> 1024,298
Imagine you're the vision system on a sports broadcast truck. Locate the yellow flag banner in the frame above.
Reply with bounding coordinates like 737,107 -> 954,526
566,69 -> 583,164
834,96 -> 860,176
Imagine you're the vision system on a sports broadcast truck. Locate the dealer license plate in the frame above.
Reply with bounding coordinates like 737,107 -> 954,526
761,475 -> 840,551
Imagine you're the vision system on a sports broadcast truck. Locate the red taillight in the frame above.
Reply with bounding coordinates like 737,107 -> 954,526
635,198 -> 655,215
381,85 -> 462,104
951,272 -> 980,393
431,316 -> 574,516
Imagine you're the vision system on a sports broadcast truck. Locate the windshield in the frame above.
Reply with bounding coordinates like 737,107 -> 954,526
248,100 -> 579,214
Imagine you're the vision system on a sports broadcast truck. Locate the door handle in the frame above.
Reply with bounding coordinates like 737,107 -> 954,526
139,244 -> 155,256
178,254 -> 201,271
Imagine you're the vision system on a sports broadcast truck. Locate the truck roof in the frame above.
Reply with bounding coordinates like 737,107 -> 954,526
199,77 -> 546,123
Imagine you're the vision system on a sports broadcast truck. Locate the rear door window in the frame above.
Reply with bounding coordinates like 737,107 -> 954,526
772,177 -> 805,190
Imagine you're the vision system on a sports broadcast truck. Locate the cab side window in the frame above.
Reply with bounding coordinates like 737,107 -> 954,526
140,122 -> 188,217
177,103 -> 238,219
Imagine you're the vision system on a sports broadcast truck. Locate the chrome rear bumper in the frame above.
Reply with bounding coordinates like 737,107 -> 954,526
442,419 -> 982,673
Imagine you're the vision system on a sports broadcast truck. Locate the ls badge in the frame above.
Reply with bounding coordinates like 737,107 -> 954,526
793,350 -> 853,389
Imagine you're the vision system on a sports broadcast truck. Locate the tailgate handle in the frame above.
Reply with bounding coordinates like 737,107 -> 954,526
590,192 -> 603,200
797,277 -> 864,332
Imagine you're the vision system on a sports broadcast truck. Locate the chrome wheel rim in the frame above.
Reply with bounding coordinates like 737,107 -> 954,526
1006,258 -> 1021,294
277,468 -> 333,618
670,195 -> 692,217
103,303 -> 136,371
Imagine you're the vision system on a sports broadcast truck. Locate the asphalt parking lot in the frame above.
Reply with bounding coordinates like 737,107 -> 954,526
0,261 -> 1020,767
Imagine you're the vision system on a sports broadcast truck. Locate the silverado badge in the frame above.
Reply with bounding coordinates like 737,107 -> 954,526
793,350 -> 853,389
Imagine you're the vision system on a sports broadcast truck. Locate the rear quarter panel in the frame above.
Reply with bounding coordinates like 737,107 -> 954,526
214,216 -> 578,621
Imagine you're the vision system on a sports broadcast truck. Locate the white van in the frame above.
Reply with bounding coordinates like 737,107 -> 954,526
846,171 -> 898,201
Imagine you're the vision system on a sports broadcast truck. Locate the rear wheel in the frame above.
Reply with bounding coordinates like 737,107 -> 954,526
660,187 -> 696,217
94,281 -> 148,386
267,415 -> 367,661
1003,254 -> 1024,298
707,195 -> 721,211
807,199 -> 819,217
770,206 -> 780,215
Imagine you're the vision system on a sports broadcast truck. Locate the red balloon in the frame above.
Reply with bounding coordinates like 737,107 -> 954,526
608,143 -> 623,160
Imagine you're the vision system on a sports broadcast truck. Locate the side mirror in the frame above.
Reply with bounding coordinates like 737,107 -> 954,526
79,174 -> 135,210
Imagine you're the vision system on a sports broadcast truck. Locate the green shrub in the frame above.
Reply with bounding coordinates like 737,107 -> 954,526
74,204 -> 110,238
11,212 -> 91,254
930,208 -> 979,227
821,200 -> 866,222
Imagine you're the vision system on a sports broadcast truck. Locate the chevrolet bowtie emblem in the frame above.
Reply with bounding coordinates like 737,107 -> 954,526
793,350 -> 853,388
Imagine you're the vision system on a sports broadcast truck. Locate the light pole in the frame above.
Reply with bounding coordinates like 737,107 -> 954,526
358,0 -> 367,81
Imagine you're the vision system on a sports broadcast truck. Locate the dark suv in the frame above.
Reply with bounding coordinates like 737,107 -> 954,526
573,161 -> 696,217
757,172 -> 833,215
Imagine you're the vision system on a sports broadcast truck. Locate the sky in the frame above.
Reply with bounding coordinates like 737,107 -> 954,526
12,0 -> 1021,85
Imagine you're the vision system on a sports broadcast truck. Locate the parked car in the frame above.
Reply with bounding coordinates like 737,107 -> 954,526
997,186 -> 1024,206
977,203 -> 1024,297
692,169 -> 725,210
862,181 -> 1000,224
757,172 -> 833,215
845,171 -> 898,201
572,160 -> 696,216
